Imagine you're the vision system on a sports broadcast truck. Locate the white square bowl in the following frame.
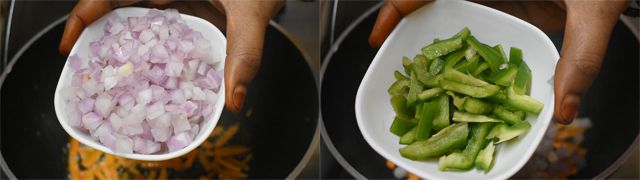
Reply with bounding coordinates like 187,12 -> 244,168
355,0 -> 558,179
53,7 -> 226,161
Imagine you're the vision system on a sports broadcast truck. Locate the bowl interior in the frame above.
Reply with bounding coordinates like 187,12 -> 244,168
355,0 -> 558,179
53,7 -> 227,161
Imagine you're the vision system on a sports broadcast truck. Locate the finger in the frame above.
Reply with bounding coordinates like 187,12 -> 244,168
223,17 -> 269,113
369,0 -> 431,48
59,0 -> 139,55
553,1 -> 628,124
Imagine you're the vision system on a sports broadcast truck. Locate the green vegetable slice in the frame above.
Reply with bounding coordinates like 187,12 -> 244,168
422,37 -> 463,60
400,127 -> 418,145
400,123 -> 469,160
455,55 -> 480,73
391,95 -> 413,120
475,142 -> 496,173
472,62 -> 489,76
387,79 -> 409,95
446,91 -> 466,110
492,105 -> 525,125
402,56 -> 413,75
442,68 -> 491,86
416,101 -> 439,140
444,48 -> 467,68
452,111 -> 502,123
432,95 -> 450,131
390,116 -> 417,136
429,57 -> 445,75
513,61 -> 532,95
462,97 -> 493,114
508,47 -> 523,66
486,121 -> 531,143
407,72 -> 424,107
466,36 -> 505,72
394,70 -> 408,81
440,79 -> 500,98
439,123 -> 495,171
418,87 -> 445,101
506,85 -> 543,114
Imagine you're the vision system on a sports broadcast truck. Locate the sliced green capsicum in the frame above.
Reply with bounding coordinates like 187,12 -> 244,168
439,123 -> 495,171
400,122 -> 469,160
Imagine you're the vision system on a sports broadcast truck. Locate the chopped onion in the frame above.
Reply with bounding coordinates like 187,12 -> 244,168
63,8 -> 221,154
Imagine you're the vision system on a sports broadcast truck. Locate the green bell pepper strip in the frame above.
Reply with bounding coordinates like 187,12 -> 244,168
446,91 -> 466,110
394,70 -> 408,81
400,122 -> 469,160
419,74 -> 442,88
414,103 -> 423,119
454,27 -> 471,41
452,111 -> 503,123
433,95 -> 451,131
416,101 -> 439,140
467,36 -> 505,72
403,56 -> 413,75
442,68 -> 490,86
388,79 -> 409,95
475,141 -> 495,173
455,55 -> 480,73
418,87 -> 445,101
513,61 -> 532,95
429,57 -> 445,75
416,102 -> 440,141
444,48 -> 467,68
439,123 -> 495,171
486,120 -> 531,143
472,62 -> 489,76
493,44 -> 507,63
440,79 -> 500,98
400,127 -> 418,145
390,116 -> 417,136
506,85 -> 543,114
407,72 -> 424,107
488,64 -> 518,86
492,105 -> 525,125
413,54 -> 437,85
422,37 -> 463,60
391,95 -> 413,120
509,47 -> 523,66
462,97 -> 493,114
483,89 -> 507,104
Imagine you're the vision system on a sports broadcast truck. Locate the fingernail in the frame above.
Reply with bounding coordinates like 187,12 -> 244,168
560,94 -> 580,124
232,86 -> 246,112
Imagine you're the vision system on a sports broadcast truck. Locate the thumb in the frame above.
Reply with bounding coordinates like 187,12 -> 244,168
369,0 -> 431,48
223,17 -> 268,113
553,1 -> 628,124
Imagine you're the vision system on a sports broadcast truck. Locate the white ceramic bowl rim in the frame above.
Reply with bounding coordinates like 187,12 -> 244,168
53,7 -> 227,161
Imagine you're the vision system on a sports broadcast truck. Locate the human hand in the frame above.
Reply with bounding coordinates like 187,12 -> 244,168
58,0 -> 284,113
368,0 -> 630,124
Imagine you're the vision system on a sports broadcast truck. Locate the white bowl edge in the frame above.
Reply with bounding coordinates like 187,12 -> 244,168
53,7 -> 227,161
355,0 -> 559,179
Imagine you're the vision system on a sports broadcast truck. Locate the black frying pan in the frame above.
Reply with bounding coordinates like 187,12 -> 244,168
320,6 -> 639,179
0,16 -> 319,178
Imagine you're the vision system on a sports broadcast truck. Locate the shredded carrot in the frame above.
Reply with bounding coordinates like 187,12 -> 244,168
159,168 -> 168,179
215,124 -> 239,147
386,160 -> 396,170
147,170 -> 157,180
408,172 -> 420,180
